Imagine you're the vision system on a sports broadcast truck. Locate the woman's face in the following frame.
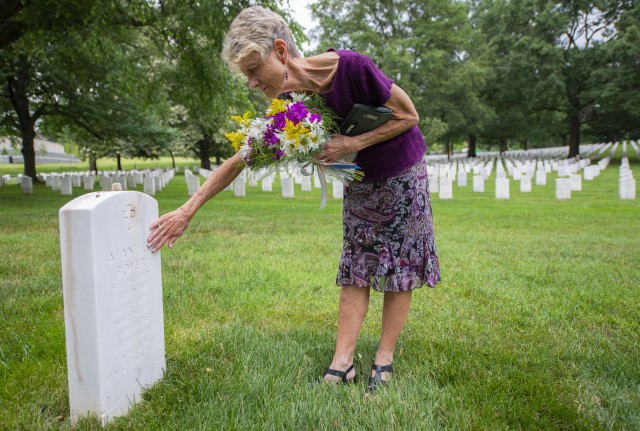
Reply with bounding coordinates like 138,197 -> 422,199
238,50 -> 284,98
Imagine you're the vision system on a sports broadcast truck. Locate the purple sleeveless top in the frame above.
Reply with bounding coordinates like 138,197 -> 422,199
321,49 -> 426,181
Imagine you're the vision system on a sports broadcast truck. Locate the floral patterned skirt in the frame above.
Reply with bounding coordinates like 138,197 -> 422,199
337,158 -> 441,292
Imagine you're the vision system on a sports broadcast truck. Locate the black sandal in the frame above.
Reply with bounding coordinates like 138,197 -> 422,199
367,363 -> 393,393
323,364 -> 356,384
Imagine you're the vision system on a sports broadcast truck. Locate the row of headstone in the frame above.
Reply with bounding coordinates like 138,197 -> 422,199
142,169 -> 175,196
196,167 -> 345,201
184,169 -> 200,196
4,168 -> 175,196
426,141 -> 633,200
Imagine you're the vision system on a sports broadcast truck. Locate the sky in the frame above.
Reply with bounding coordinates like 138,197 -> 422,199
286,0 -> 318,52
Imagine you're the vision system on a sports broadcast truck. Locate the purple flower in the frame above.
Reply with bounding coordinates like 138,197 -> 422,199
309,113 -> 321,123
263,127 -> 279,146
271,112 -> 286,130
285,102 -> 309,124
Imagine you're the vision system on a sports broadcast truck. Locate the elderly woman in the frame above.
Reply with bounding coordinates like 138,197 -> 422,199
147,6 -> 440,392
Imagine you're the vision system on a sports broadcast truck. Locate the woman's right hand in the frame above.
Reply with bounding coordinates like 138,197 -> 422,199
147,207 -> 192,253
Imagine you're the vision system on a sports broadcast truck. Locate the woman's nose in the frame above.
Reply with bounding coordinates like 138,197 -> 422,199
248,77 -> 260,89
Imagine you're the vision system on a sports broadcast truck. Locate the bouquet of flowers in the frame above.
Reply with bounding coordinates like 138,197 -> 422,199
225,93 -> 363,208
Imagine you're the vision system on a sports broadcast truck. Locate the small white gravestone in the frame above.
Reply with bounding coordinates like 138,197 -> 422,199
248,173 -> 258,187
233,176 -> 246,197
556,178 -> 571,200
429,174 -> 439,193
619,178 -> 636,200
495,178 -> 510,199
83,176 -> 95,191
439,177 -> 452,200
262,177 -> 273,192
21,176 -> 33,195
143,177 -> 155,196
59,191 -> 165,424
301,176 -> 312,192
332,180 -> 344,199
60,176 -> 73,196
52,175 -> 62,191
569,174 -> 582,192
457,171 -> 467,187
520,175 -> 532,193
281,177 -> 294,198
535,170 -> 547,186
472,175 -> 484,193
185,171 -> 200,197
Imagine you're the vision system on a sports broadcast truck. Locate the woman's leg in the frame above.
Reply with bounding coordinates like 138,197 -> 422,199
325,285 -> 370,381
372,290 -> 413,379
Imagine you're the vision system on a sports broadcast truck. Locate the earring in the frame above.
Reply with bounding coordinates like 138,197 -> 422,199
284,65 -> 289,81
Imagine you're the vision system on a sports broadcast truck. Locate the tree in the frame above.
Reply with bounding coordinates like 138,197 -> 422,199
1,1 -> 168,180
309,0 -> 488,155
474,0 -> 634,157
150,0 -> 302,169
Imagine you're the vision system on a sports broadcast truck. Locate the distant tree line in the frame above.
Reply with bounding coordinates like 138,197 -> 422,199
1,0 -> 638,180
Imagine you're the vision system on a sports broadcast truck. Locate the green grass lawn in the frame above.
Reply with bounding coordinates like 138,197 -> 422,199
1,152 -> 639,430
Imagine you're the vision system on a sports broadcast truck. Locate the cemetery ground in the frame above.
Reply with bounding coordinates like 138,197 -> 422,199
1,153 -> 639,430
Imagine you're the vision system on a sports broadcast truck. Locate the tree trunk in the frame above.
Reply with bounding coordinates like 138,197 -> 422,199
7,68 -> 39,181
198,138 -> 211,170
522,139 -> 529,151
216,155 -> 222,166
89,154 -> 98,174
169,150 -> 176,169
499,139 -> 507,154
20,128 -> 37,180
116,153 -> 122,171
568,115 -> 580,158
467,134 -> 477,158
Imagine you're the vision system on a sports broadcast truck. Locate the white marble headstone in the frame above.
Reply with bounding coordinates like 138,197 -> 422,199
83,176 -> 95,191
439,177 -> 452,199
569,174 -> 582,192
262,177 -> 273,192
332,180 -> 344,199
495,178 -> 510,199
457,171 -> 467,187
472,175 -> 484,193
281,177 -> 294,198
301,176 -> 312,192
520,175 -> 532,193
233,176 -> 246,197
556,178 -> 571,200
185,171 -> 200,197
143,177 -> 155,196
60,176 -> 73,196
59,191 -> 165,424
619,178 -> 636,200
21,176 -> 33,195
429,174 -> 439,193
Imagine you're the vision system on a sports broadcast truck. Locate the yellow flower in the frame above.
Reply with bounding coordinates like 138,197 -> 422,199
231,111 -> 252,127
225,131 -> 246,152
283,118 -> 311,148
267,99 -> 289,116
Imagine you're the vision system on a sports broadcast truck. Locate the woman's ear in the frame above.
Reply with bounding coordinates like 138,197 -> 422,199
273,39 -> 288,64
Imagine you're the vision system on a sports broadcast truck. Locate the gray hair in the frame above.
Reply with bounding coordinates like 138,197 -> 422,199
222,6 -> 301,71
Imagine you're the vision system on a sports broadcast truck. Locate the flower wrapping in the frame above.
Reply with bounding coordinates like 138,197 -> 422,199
225,93 -> 363,208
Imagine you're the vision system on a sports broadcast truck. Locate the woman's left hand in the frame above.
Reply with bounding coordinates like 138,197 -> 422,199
316,134 -> 358,164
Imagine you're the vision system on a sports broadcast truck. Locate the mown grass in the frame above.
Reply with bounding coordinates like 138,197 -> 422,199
0,150 -> 639,430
